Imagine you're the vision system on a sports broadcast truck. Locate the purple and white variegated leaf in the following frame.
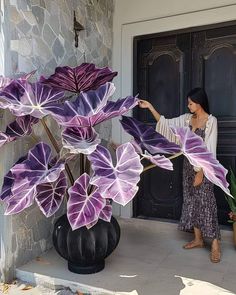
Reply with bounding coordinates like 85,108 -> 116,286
0,71 -> 36,91
4,143 -> 65,215
0,171 -> 14,201
49,82 -> 115,127
67,173 -> 105,230
0,80 -> 64,118
99,203 -> 112,222
19,70 -> 37,81
142,151 -> 173,171
62,126 -> 101,155
0,116 -> 39,148
40,63 -> 118,93
170,126 -> 232,197
90,96 -> 139,126
86,220 -> 99,230
0,156 -> 27,201
5,115 -> 39,138
88,143 -> 143,206
0,76 -> 11,89
120,116 -> 181,155
130,139 -> 143,154
4,182 -> 35,215
0,132 -> 13,147
35,171 -> 67,217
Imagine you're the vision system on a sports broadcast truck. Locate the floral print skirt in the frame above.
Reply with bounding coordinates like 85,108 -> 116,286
178,129 -> 221,240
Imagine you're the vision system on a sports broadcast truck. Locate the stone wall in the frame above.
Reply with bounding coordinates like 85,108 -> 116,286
9,0 -> 113,75
0,0 -> 114,282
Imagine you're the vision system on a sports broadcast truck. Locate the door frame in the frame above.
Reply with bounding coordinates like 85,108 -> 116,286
111,5 -> 236,219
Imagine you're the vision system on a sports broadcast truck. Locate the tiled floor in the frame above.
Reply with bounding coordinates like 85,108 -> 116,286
16,218 -> 236,295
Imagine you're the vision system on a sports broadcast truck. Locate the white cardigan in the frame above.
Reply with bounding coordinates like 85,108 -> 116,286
156,113 -> 218,158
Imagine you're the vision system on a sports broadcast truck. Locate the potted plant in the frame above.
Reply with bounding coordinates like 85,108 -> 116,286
225,169 -> 236,246
0,63 -> 233,274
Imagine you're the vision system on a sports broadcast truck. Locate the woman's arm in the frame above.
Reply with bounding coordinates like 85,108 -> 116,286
138,100 -> 161,122
205,116 -> 218,158
138,99 -> 190,144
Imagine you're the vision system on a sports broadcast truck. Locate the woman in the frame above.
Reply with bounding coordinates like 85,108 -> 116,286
139,88 -> 221,263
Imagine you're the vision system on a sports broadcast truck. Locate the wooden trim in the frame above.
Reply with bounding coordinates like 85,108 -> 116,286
133,20 -> 236,43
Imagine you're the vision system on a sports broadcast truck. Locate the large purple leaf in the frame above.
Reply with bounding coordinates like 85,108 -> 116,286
0,171 -> 14,201
5,115 -> 39,138
120,116 -> 181,155
171,126 -> 232,197
85,201 -> 112,229
49,82 -> 115,127
4,143 -> 65,215
40,63 -> 117,93
0,71 -> 36,91
67,173 -> 106,230
0,80 -> 64,118
0,76 -> 11,89
88,143 -> 143,206
62,126 -> 100,155
0,132 -> 13,147
35,171 -> 67,217
0,116 -> 38,148
142,151 -> 173,171
99,202 -> 112,222
49,83 -> 138,129
131,140 -> 173,170
0,156 -> 27,201
90,96 -> 139,126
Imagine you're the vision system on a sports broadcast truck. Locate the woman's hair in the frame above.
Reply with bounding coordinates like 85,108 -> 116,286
187,87 -> 210,114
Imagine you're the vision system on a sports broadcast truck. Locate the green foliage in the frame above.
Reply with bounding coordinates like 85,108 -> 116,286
225,168 -> 236,213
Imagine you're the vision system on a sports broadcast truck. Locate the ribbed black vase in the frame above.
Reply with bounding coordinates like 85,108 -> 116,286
52,214 -> 120,274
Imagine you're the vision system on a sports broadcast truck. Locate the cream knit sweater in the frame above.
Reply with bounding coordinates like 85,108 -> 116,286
156,113 -> 218,159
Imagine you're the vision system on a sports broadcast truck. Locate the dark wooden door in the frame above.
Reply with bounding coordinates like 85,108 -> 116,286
192,26 -> 236,223
134,24 -> 236,224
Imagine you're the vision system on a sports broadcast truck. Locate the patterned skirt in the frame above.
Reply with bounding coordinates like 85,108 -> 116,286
178,152 -> 221,240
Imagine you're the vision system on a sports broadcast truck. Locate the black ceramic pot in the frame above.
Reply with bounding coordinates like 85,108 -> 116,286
52,214 -> 120,274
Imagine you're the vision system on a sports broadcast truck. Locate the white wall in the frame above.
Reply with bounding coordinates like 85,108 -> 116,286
112,0 -> 236,218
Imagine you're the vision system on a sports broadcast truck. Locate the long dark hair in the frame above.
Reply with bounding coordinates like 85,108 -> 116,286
187,87 -> 210,114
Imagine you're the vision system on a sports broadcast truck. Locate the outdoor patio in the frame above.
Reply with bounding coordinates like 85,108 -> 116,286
15,217 -> 236,295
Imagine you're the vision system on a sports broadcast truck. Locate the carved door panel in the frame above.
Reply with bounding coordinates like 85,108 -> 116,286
192,27 -> 236,223
133,34 -> 191,220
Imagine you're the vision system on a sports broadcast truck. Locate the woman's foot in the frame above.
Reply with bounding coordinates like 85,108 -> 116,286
183,240 -> 204,249
210,239 -> 221,263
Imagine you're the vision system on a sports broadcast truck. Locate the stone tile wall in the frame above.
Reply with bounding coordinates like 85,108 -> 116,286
0,0 -> 114,282
9,0 -> 113,75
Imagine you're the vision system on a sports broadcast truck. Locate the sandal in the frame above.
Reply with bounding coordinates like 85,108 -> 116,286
183,240 -> 204,249
210,248 -> 221,263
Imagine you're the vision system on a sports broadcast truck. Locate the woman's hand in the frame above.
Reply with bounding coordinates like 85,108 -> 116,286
193,170 -> 204,187
138,99 -> 153,110
138,99 -> 161,122
229,212 -> 236,222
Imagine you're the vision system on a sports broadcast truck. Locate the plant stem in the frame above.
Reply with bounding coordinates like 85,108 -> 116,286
30,133 -> 39,144
80,153 -> 85,174
142,151 -> 183,173
85,156 -> 90,175
168,152 -> 183,160
40,118 -> 75,185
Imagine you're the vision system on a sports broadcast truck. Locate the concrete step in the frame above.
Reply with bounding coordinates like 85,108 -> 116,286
15,218 -> 236,295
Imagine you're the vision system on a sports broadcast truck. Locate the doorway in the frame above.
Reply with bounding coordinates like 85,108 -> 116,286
133,23 -> 236,225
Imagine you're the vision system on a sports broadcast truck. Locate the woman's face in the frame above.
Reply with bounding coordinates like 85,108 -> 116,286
187,98 -> 200,113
